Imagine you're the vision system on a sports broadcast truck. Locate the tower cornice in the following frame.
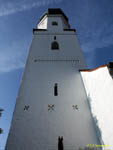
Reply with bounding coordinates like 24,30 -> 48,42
40,8 -> 68,22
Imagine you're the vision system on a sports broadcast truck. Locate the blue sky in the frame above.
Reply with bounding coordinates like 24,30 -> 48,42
0,0 -> 113,149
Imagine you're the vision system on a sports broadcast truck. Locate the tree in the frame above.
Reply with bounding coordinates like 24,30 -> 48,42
0,108 -> 4,134
0,128 -> 3,134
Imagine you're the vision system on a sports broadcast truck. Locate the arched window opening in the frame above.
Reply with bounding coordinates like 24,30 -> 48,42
51,41 -> 59,50
52,21 -> 58,26
54,83 -> 58,96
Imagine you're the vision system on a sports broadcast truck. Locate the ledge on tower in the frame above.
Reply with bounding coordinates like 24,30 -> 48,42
33,28 -> 47,34
40,8 -> 68,22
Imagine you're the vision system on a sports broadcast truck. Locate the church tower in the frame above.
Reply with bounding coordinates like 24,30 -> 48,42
6,9 -> 101,150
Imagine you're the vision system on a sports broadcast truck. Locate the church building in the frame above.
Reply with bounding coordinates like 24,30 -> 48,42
6,8 -> 112,150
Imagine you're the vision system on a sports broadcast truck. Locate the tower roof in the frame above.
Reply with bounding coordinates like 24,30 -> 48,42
40,8 -> 68,22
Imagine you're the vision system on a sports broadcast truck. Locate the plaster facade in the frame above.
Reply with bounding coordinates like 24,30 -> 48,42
6,9 -> 101,150
81,66 -> 113,150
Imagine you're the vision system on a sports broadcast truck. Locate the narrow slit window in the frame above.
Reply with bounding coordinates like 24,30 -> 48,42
51,41 -> 59,50
54,83 -> 58,96
54,36 -> 56,40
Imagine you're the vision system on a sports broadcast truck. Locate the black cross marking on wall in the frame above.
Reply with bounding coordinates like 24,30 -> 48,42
48,104 -> 55,111
24,105 -> 30,111
72,105 -> 78,110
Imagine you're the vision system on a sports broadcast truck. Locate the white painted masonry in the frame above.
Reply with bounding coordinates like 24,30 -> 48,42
6,9 -> 101,150
81,66 -> 113,150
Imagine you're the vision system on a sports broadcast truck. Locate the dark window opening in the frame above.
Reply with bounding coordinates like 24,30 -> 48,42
51,41 -> 59,50
58,136 -> 64,150
54,36 -> 56,40
52,21 -> 58,26
54,83 -> 58,96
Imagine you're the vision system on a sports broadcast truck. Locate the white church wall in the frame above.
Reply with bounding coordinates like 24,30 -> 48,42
37,15 -> 69,31
28,32 -> 87,69
47,15 -> 69,32
81,66 -> 113,150
6,31 -> 100,150
6,9 -> 101,150
6,62 -> 100,150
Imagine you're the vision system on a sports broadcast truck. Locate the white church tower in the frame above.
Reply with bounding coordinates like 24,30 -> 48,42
6,9 -> 101,150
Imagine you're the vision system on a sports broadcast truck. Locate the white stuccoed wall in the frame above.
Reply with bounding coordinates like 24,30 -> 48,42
37,15 -> 70,31
6,10 -> 102,150
81,66 -> 113,150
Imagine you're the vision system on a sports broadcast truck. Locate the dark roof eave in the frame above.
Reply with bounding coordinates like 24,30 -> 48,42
33,29 -> 47,34
40,8 -> 68,22
64,29 -> 76,32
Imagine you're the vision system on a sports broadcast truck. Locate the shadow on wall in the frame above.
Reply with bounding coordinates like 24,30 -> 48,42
87,94 -> 104,148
